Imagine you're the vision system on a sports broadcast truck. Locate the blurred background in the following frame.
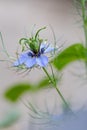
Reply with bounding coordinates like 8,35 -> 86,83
0,0 -> 87,130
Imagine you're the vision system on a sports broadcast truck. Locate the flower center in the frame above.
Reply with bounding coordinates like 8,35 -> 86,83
27,47 -> 45,58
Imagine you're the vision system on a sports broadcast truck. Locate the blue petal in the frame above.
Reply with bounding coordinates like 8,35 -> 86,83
13,53 -> 29,66
36,55 -> 48,67
40,42 -> 47,50
25,57 -> 36,68
44,45 -> 55,53
40,43 -> 54,53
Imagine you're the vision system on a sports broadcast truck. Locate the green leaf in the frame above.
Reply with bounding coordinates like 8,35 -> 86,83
53,43 -> 86,70
36,78 -> 50,89
4,77 -> 51,102
4,83 -> 34,102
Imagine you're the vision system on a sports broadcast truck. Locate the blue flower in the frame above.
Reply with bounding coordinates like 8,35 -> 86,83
13,43 -> 55,68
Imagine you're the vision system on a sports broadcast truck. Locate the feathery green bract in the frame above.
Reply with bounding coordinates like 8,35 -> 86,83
53,43 -> 86,70
0,110 -> 20,128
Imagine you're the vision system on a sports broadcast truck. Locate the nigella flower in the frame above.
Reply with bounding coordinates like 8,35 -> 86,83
13,27 -> 57,69
13,43 -> 55,68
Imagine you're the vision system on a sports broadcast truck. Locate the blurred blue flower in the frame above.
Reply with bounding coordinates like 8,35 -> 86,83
13,43 -> 55,68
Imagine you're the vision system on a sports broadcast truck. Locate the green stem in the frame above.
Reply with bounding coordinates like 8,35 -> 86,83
42,67 -> 71,110
0,32 -> 10,58
81,0 -> 87,48
81,0 -> 87,73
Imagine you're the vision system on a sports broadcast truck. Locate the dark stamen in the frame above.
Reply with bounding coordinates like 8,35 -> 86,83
27,52 -> 34,57
37,52 -> 41,57
41,48 -> 45,54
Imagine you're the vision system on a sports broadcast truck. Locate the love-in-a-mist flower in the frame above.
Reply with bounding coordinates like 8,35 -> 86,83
13,27 -> 55,68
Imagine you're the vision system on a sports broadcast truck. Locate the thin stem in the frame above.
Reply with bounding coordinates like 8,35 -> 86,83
81,0 -> 87,73
0,32 -> 10,58
42,67 -> 71,110
81,0 -> 87,47
50,25 -> 57,54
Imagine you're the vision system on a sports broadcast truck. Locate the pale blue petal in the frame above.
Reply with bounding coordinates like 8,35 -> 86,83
40,43 -> 54,53
13,50 -> 34,66
44,46 -> 54,53
13,53 -> 28,66
40,43 -> 48,50
36,55 -> 48,67
25,57 -> 36,68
